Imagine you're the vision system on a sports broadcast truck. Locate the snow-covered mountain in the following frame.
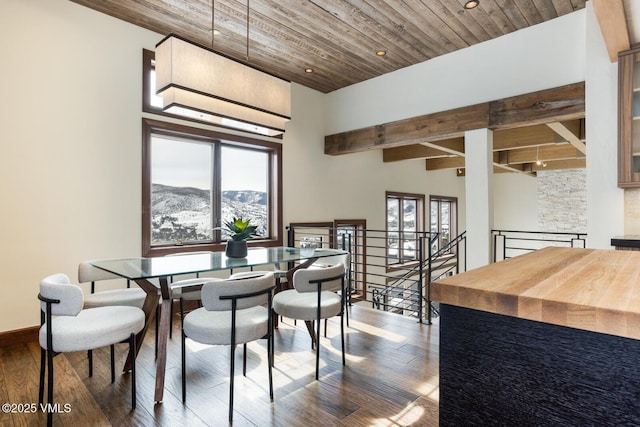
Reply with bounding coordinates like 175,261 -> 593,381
151,184 -> 267,243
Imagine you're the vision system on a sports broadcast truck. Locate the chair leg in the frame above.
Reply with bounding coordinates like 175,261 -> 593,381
243,343 -> 247,376
88,349 -> 93,377
268,311 -> 274,401
169,301 -> 174,339
316,318 -> 321,381
324,319 -> 328,337
46,349 -> 54,427
155,304 -> 159,360
345,296 -> 350,327
229,344 -> 236,423
130,333 -> 137,409
110,344 -> 115,383
341,312 -> 346,366
38,347 -> 45,405
270,309 -> 276,367
181,297 -> 187,402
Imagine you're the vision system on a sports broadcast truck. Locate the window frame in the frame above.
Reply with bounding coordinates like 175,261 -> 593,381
429,195 -> 458,255
385,191 -> 425,270
142,118 -> 283,257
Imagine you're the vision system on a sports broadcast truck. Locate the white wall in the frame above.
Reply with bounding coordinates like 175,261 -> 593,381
1,0 -> 159,332
493,174 -> 538,231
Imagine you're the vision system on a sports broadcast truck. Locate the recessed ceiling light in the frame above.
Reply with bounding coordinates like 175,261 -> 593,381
209,29 -> 221,36
464,0 -> 479,9
464,0 -> 480,10
305,68 -> 314,73
376,50 -> 386,57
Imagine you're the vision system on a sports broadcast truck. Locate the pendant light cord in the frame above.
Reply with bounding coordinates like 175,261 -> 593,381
211,0 -> 215,49
246,0 -> 250,61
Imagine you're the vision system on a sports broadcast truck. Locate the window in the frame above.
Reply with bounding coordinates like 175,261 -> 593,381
430,196 -> 458,255
386,192 -> 424,266
142,119 -> 282,256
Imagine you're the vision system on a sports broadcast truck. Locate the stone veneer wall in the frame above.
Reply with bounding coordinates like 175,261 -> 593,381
536,169 -> 587,233
624,188 -> 640,235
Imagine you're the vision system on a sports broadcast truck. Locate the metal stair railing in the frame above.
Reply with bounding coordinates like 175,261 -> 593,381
373,231 -> 466,323
285,225 -> 466,325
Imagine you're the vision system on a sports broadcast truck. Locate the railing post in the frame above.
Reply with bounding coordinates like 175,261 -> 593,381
287,226 -> 294,247
493,231 -> 497,263
502,232 -> 507,261
338,231 -> 354,308
426,233 -> 432,324
417,234 -> 424,324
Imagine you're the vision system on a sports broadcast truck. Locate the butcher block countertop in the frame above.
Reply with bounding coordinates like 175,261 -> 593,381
432,246 -> 640,340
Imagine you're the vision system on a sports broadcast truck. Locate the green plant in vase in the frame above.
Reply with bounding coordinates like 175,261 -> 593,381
223,217 -> 258,258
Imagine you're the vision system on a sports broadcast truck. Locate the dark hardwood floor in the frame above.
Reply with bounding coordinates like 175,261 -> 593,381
0,305 -> 439,426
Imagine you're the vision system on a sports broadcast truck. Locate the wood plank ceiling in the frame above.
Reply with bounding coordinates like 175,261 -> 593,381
69,0 -> 595,174
71,0 -> 585,94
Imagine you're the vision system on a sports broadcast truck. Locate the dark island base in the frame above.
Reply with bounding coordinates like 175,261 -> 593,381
439,304 -> 640,426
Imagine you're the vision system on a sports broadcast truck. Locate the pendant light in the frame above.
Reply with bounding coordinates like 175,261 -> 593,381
154,0 -> 291,136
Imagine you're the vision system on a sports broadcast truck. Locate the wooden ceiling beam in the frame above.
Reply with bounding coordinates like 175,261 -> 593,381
383,137 -> 464,162
383,120 -> 586,162
325,82 -> 585,155
493,125 -> 557,150
505,145 -> 584,164
546,121 -> 587,155
383,144 -> 447,162
419,139 -> 465,156
492,120 -> 583,150
487,82 -> 585,129
426,156 -> 466,170
592,0 -> 630,63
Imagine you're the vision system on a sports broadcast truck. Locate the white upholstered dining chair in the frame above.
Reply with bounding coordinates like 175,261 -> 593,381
272,263 -> 346,380
38,273 -> 144,427
164,251 -> 217,339
78,261 -> 146,379
309,252 -> 352,328
78,260 -> 146,309
181,271 -> 275,422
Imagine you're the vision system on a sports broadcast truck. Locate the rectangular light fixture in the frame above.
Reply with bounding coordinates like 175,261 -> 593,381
155,34 -> 291,137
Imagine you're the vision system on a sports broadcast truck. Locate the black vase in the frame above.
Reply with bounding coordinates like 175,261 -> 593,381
225,240 -> 248,258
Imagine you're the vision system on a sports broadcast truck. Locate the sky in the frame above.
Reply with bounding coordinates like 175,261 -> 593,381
151,136 -> 267,191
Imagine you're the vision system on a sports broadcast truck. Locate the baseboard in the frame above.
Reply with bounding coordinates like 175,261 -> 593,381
0,326 -> 39,347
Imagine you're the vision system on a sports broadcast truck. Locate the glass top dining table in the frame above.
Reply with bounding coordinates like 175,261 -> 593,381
90,246 -> 343,281
90,246 -> 347,403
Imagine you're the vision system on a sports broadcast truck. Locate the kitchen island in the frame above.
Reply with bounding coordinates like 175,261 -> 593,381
432,246 -> 640,426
